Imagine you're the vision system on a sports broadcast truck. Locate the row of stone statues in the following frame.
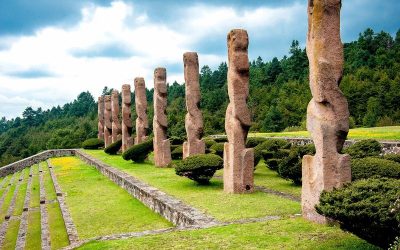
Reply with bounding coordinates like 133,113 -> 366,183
95,0 -> 349,225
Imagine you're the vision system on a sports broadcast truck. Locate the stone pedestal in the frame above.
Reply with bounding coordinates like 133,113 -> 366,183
103,95 -> 112,147
153,68 -> 171,167
223,29 -> 254,194
121,84 -> 133,152
134,77 -> 149,144
111,90 -> 122,143
183,52 -> 205,158
97,96 -> 104,140
302,0 -> 351,223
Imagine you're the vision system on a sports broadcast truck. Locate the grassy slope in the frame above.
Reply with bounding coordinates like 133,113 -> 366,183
50,157 -> 171,239
84,150 -> 301,221
249,126 -> 400,140
78,217 -> 377,250
26,164 -> 41,250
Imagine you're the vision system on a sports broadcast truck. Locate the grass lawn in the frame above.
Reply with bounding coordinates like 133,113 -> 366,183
3,219 -> 21,249
13,168 -> 29,216
26,164 -> 41,250
78,217 -> 377,250
0,173 -> 17,224
249,126 -> 400,140
50,157 -> 171,239
84,150 -> 301,222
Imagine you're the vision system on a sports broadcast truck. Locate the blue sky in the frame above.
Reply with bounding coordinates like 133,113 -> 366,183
0,0 -> 399,119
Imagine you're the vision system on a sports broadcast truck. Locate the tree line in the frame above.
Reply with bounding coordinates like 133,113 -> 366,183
0,28 -> 399,166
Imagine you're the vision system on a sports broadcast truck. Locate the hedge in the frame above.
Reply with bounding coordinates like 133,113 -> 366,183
104,139 -> 122,155
343,139 -> 382,158
175,154 -> 223,184
384,153 -> 400,163
254,138 -> 291,167
82,138 -> 104,149
246,137 -> 267,148
210,143 -> 224,157
171,145 -> 183,160
351,157 -> 400,180
122,139 -> 153,162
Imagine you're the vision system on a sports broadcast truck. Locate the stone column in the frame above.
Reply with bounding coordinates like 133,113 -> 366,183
153,68 -> 171,167
111,90 -> 122,143
121,84 -> 133,152
134,77 -> 149,144
97,96 -> 104,140
302,0 -> 351,224
223,29 -> 254,194
183,52 -> 205,158
103,95 -> 112,147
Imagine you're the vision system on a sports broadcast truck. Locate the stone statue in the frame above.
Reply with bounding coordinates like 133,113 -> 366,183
121,84 -> 133,152
103,95 -> 112,147
134,77 -> 149,144
223,29 -> 254,194
302,0 -> 351,223
97,96 -> 104,140
153,68 -> 171,167
183,52 -> 205,158
111,90 -> 122,143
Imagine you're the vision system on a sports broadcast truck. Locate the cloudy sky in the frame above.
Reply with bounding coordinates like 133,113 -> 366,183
0,0 -> 399,119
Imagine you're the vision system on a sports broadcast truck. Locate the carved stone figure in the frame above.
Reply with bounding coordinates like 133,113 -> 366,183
153,68 -> 171,167
121,84 -> 133,152
183,52 -> 205,158
111,90 -> 122,143
103,95 -> 112,147
302,0 -> 351,223
134,77 -> 149,144
223,29 -> 254,194
97,96 -> 104,140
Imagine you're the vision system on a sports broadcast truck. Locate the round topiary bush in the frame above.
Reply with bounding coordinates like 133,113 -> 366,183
343,139 -> 382,158
171,145 -> 183,160
82,138 -> 104,149
204,138 -> 217,149
246,137 -> 267,148
104,139 -> 122,155
175,154 -> 223,184
210,143 -> 224,157
316,178 -> 400,248
351,157 -> 400,180
254,139 -> 292,167
122,139 -> 153,162
277,144 -> 315,185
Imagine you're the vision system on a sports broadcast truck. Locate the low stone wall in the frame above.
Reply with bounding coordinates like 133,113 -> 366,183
0,149 -> 76,178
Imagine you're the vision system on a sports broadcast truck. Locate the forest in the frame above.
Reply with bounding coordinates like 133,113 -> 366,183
0,28 -> 399,166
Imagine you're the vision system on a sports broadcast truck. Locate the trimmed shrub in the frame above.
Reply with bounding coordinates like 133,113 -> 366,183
104,139 -> 122,155
343,139 -> 382,158
351,157 -> 400,180
82,138 -> 104,149
170,144 -> 180,152
214,136 -> 228,143
122,139 -> 153,162
246,137 -> 267,148
277,144 -> 315,185
171,145 -> 183,160
254,139 -> 291,167
210,143 -> 224,157
169,136 -> 184,145
204,138 -> 217,148
384,153 -> 400,163
316,178 -> 400,248
175,154 -> 223,184
265,159 -> 281,171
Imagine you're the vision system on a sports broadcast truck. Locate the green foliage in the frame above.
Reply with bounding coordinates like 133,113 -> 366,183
104,139 -> 122,155
82,138 -> 104,149
213,137 -> 227,143
122,139 -> 153,162
343,139 -> 382,158
246,137 -> 267,148
384,153 -> 400,163
204,138 -> 217,149
171,145 -> 183,160
254,139 -> 291,166
316,178 -> 400,248
210,143 -> 224,157
351,157 -> 400,180
175,154 -> 223,184
169,136 -> 185,145
277,144 -> 315,185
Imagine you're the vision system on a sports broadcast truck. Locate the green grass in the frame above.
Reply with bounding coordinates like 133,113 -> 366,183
50,157 -> 171,239
84,150 -> 301,222
41,162 -> 69,249
78,217 -> 377,250
250,126 -> 400,140
30,165 -> 40,208
25,210 -> 41,250
0,175 -> 10,197
3,219 -> 20,249
13,168 -> 29,216
0,174 -> 17,224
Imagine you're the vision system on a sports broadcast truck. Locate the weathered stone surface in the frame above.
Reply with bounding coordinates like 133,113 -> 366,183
97,96 -> 104,140
153,68 -> 171,167
302,0 -> 351,224
134,77 -> 149,144
183,52 -> 205,158
111,90 -> 122,143
121,84 -> 133,152
223,29 -> 254,194
103,95 -> 112,147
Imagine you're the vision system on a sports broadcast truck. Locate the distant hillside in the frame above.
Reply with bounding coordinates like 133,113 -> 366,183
1,28 -> 399,166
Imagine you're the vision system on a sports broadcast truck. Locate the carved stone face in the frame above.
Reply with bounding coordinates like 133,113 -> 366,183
154,68 -> 167,95
104,95 -> 111,110
122,84 -> 131,104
